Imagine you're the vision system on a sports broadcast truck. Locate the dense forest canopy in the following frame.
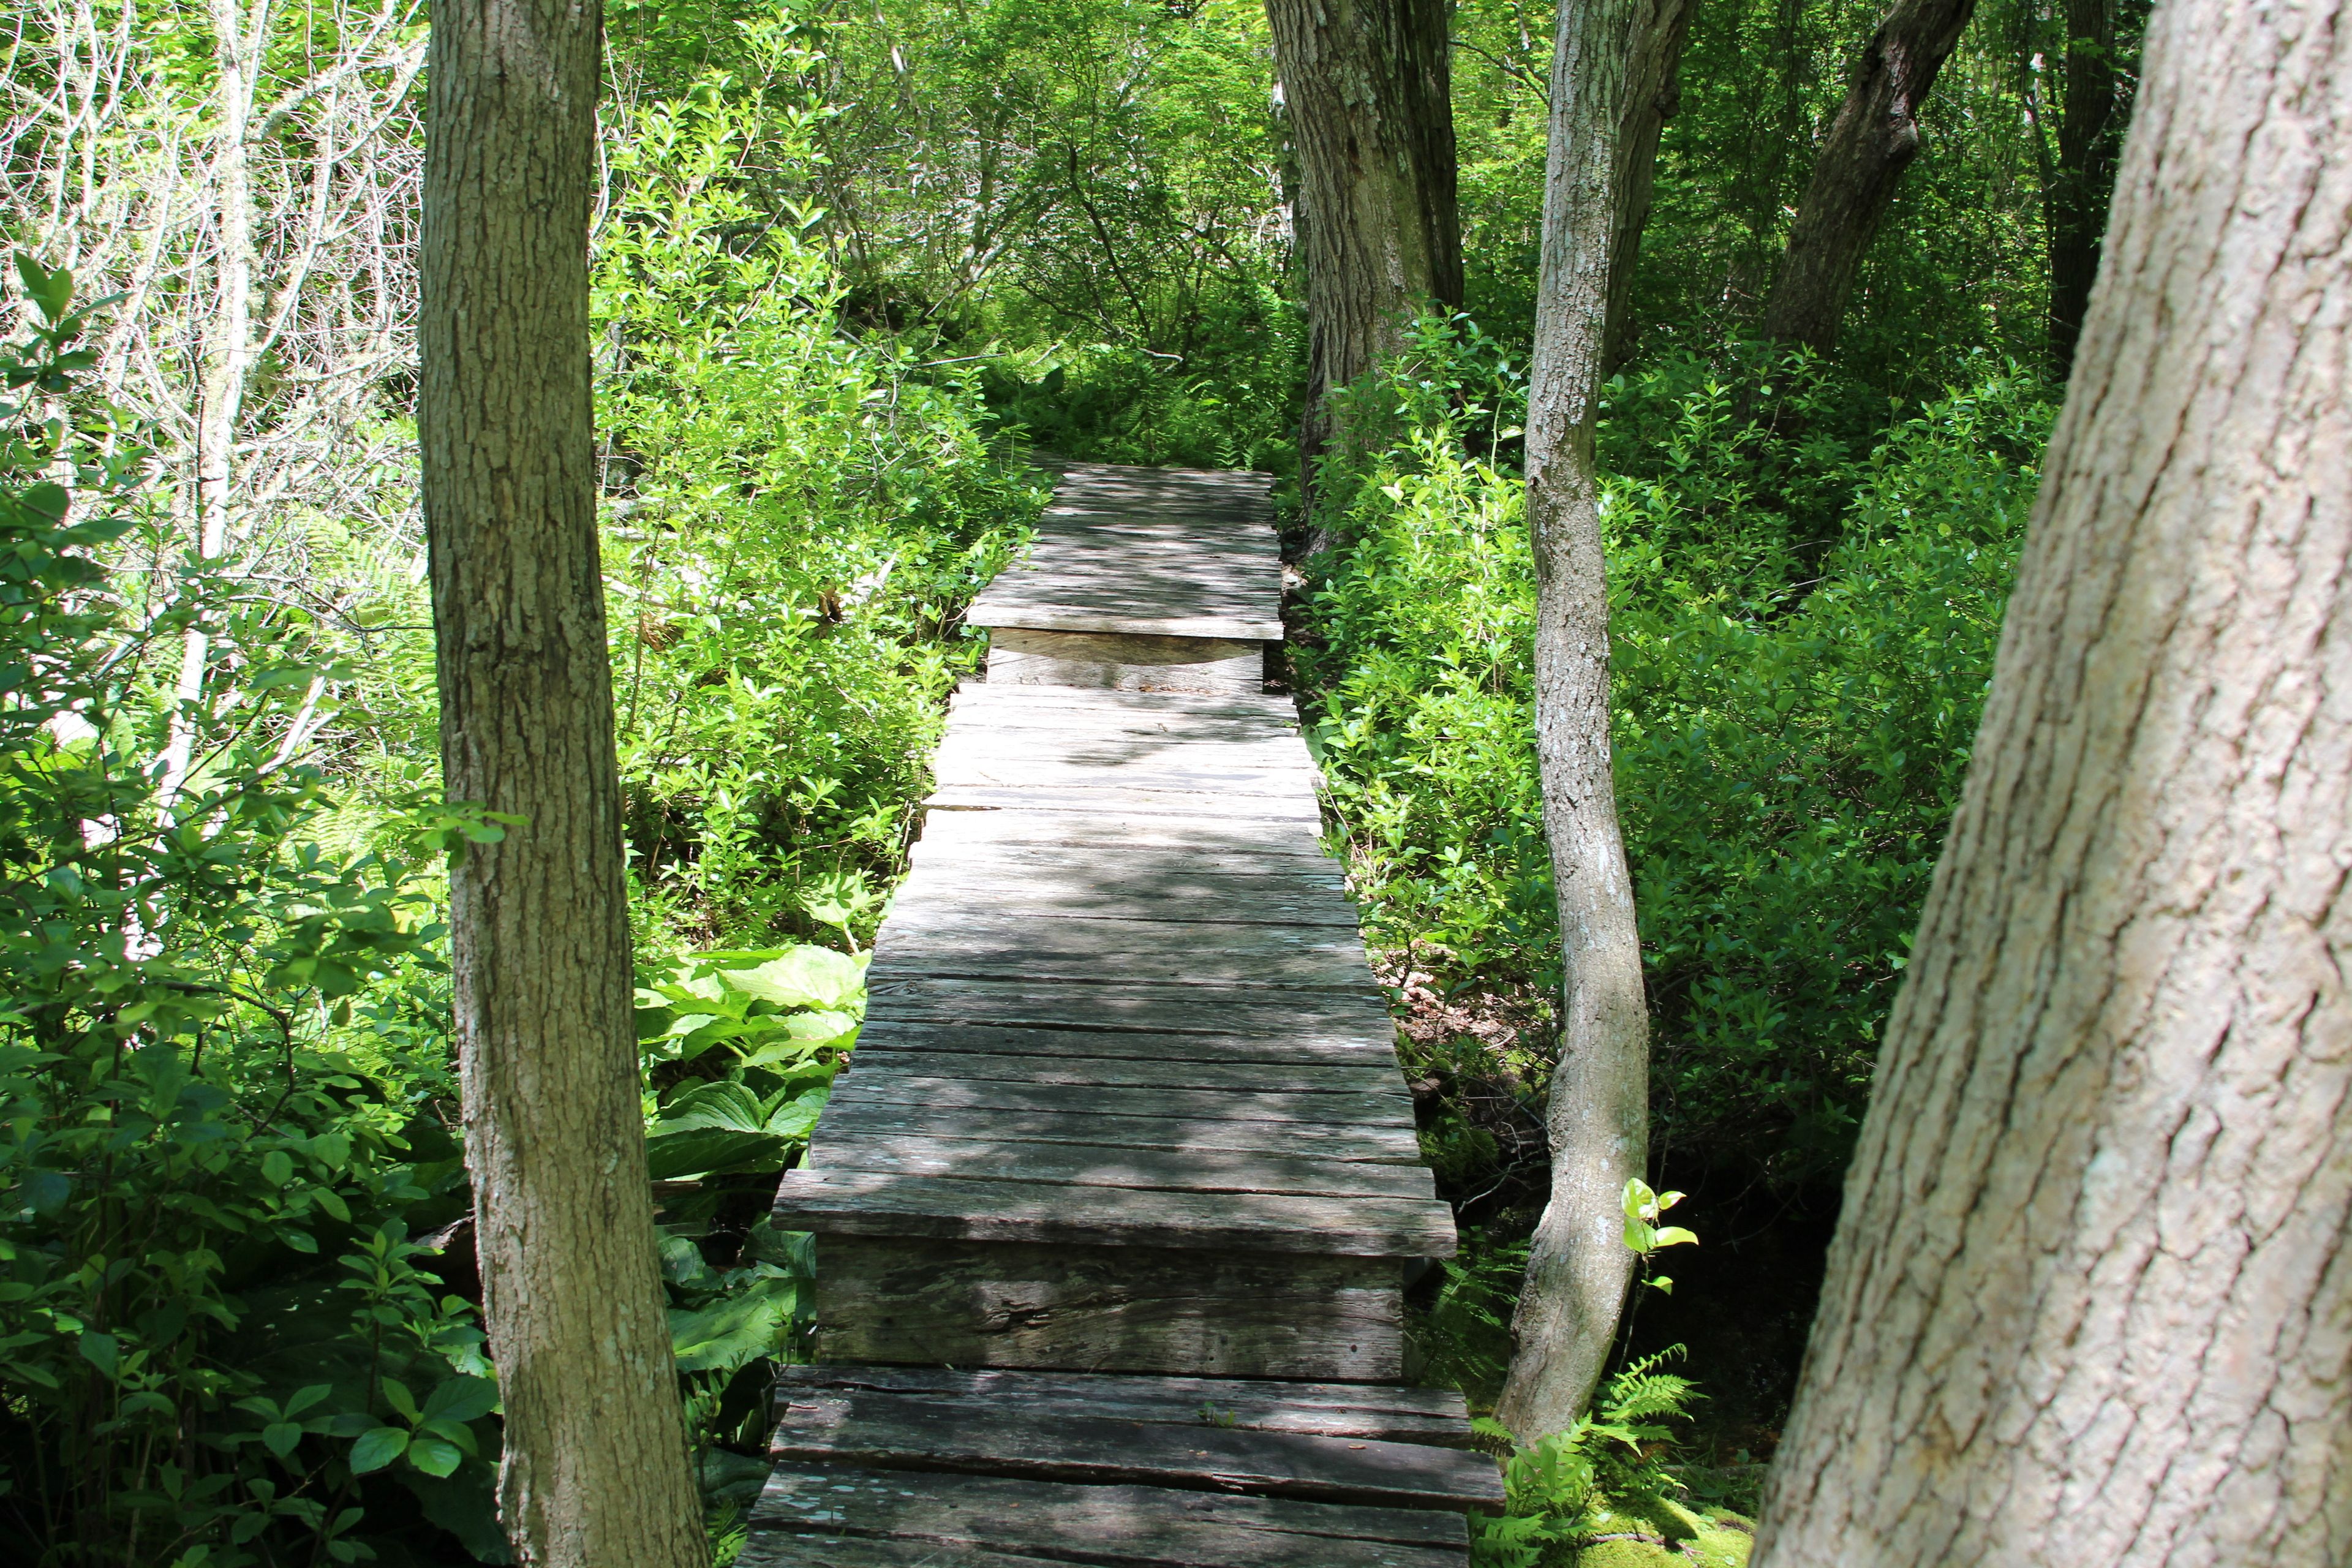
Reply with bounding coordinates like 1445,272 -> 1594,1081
0,0 -> 2200,1559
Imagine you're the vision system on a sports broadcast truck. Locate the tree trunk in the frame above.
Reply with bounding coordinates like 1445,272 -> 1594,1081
2043,0 -> 2138,379
1491,0 -> 1668,1442
418,1 -> 705,1564
1758,0 -> 1977,353
1753,0 -> 2352,1559
159,0 -> 258,807
1600,0 -> 1694,379
1264,0 -> 1460,521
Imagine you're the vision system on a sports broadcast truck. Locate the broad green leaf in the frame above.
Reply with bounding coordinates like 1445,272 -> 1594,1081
644,1128 -> 782,1182
78,1330 -> 118,1377
405,1434 -> 464,1477
420,1375 -> 499,1425
669,1278 -> 797,1373
349,1425 -> 408,1473
717,945 -> 868,1011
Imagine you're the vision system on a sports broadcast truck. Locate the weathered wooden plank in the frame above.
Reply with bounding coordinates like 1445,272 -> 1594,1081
895,880 -> 1357,934
773,1365 -> 1473,1438
862,976 -> 1394,1038
809,1134 -> 1435,1200
949,681 -> 1298,722
905,840 -> 1341,881
872,926 -> 1376,992
824,1076 -> 1407,1133
878,908 -> 1368,954
850,1019 -> 1401,1066
771,1392 -> 1504,1510
814,1102 -> 1418,1163
844,1050 -> 1405,1098
914,806 -> 1328,856
927,785 -> 1325,820
887,883 -> 1360,932
934,729 -> 1312,770
944,707 -> 1297,743
747,1464 -> 1470,1568
930,756 -> 1319,799
897,855 -> 1348,895
812,1236 -> 1406,1381
774,1169 -> 1453,1257
988,628 -> 1267,693
978,606 -> 1284,643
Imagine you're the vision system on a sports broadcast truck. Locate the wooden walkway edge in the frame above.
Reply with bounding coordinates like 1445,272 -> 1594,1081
745,463 -> 1502,1565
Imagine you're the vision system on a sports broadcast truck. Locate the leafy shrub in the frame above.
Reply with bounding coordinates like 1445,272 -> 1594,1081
0,263 -> 503,1562
1298,317 -> 2056,1180
596,29 -> 1045,952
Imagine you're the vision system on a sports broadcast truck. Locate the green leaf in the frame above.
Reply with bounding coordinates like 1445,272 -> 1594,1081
419,1375 -> 499,1426
668,1277 -> 797,1373
644,1127 -> 782,1182
262,1421 -> 303,1458
380,1378 -> 421,1422
1651,1226 -> 1699,1249
405,1434 -> 465,1477
349,1426 -> 409,1473
77,1330 -> 118,1378
262,1150 -> 295,1186
716,946 -> 868,1011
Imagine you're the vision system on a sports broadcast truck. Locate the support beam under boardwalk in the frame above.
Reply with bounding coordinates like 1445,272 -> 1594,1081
752,462 -> 1499,1564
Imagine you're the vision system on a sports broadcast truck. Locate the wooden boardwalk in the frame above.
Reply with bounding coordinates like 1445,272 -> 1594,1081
746,464 -> 1502,1565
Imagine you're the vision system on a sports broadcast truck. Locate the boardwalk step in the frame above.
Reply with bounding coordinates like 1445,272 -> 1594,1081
774,1169 -> 1453,1257
769,1366 -> 1502,1510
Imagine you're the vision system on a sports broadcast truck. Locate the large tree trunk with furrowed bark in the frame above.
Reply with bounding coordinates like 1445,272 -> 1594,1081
419,1 -> 706,1563
1493,0 -> 1673,1442
1759,0 -> 1976,353
1264,0 -> 1460,523
1753,0 -> 2352,1559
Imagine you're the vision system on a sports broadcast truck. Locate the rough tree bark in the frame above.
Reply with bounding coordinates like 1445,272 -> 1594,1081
1491,0 -> 1676,1441
2043,0 -> 2138,379
418,0 -> 705,1563
1264,0 -> 1460,518
1758,0 -> 1977,353
1600,0 -> 1694,378
1754,0 -> 2352,1559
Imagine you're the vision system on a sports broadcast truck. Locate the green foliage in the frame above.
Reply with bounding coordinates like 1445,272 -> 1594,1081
0,265 -> 501,1562
595,27 -> 1045,951
790,0 -> 1303,470
1299,317 -> 2055,1179
1410,1232 -> 1529,1407
1469,1349 -> 1753,1568
636,947 -> 862,1183
1619,1180 -> 1695,1297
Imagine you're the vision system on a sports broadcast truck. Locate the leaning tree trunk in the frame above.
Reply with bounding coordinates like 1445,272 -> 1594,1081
418,1 -> 705,1564
1264,0 -> 1460,524
2043,0 -> 2138,379
1491,0 -> 1676,1442
1754,0 -> 2352,1560
1600,0 -> 1694,378
1758,0 -> 1977,353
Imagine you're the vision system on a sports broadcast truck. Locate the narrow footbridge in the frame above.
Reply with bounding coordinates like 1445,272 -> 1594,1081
744,464 -> 1504,1566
